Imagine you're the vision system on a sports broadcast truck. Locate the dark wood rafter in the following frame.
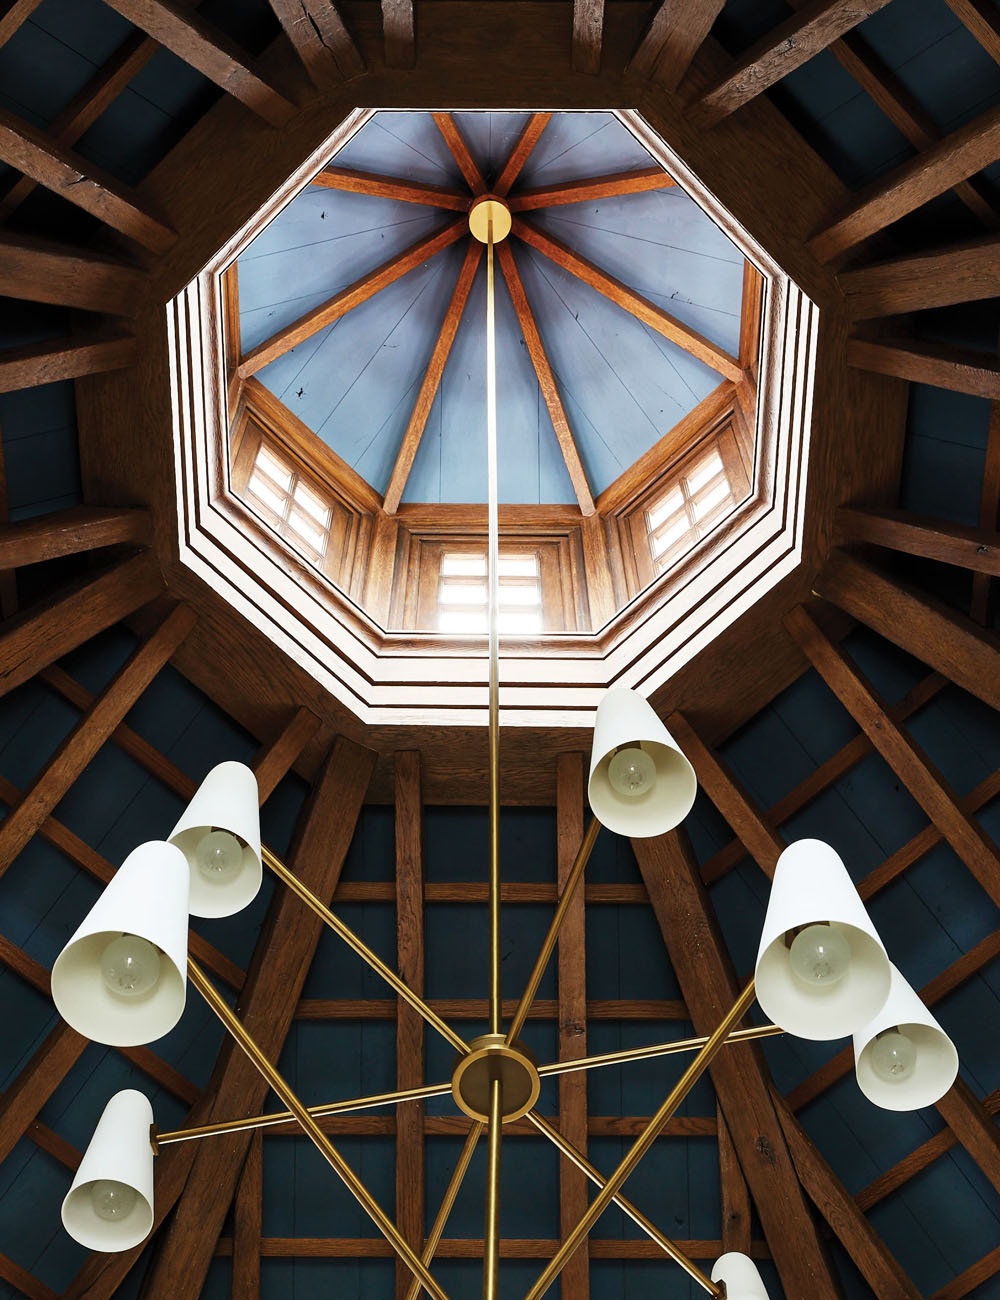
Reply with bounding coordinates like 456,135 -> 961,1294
432,113 -> 487,195
835,505 -> 1000,573
840,236 -> 1000,318
0,427 -> 15,619
232,1133 -> 262,1299
717,1107 -> 751,1254
945,0 -> 1000,64
972,342 -> 1000,622
572,0 -> 604,75
265,0 -> 362,82
238,219 -> 467,377
383,239 -> 483,515
512,218 -> 744,382
0,506 -> 149,567
0,0 -> 43,47
0,232 -> 146,314
696,0 -> 894,125
509,167 -> 676,210
0,333 -> 136,393
0,108 -> 175,252
847,336 -> 1000,399
494,113 -> 552,196
628,0 -> 726,86
394,750 -> 425,1300
382,0 -> 415,69
311,167 -> 468,209
102,0 -> 297,126
213,1236 -> 768,1259
221,1113 -> 717,1138
497,242 -> 595,515
296,995 -> 688,1018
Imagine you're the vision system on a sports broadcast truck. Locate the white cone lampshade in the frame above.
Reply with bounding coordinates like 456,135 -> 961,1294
587,688 -> 697,837
52,840 -> 189,1047
711,1252 -> 770,1299
61,1089 -> 155,1251
755,839 -> 891,1041
854,963 -> 958,1110
168,761 -> 261,918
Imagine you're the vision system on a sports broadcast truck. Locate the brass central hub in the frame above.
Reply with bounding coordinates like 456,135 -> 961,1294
468,196 -> 512,244
451,1034 -> 540,1123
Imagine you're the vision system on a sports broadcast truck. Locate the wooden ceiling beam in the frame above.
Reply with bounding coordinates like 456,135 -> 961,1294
718,1106 -> 751,1254
972,352 -> 1000,621
943,0 -> 1000,65
814,551 -> 1000,712
381,0 -> 414,69
839,236 -> 1000,318
935,1076 -> 1000,1196
265,0 -> 362,82
494,113 -> 552,195
847,336 -> 1000,399
0,0 -> 42,46
383,239 -> 482,514
238,218 -> 467,378
103,0 -> 296,126
509,167 -> 675,211
231,1133 -> 262,1298
0,552 -> 162,700
836,505 -> 1000,572
811,101 -> 1000,262
628,0 -> 726,87
214,1235 -> 768,1259
0,1021 -> 87,1166
312,166 -> 468,209
0,107 -> 175,253
296,994 -> 687,1019
932,1247 -> 1000,1300
496,242 -> 595,515
0,231 -> 146,314
512,217 -> 743,382
0,332 -> 135,392
0,505 -> 149,567
696,0 -> 893,126
432,113 -> 486,195
0,603 -> 195,877
572,0 -> 604,75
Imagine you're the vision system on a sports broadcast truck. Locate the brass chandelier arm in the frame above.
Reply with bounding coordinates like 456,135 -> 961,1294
154,1080 -> 455,1147
186,958 -> 452,1300
535,1022 -> 784,1078
486,214 -> 502,1040
261,844 -> 470,1055
505,815 -> 601,1045
484,1077 -> 504,1300
523,979 -> 758,1300
404,1122 -> 485,1300
526,1112 -> 722,1297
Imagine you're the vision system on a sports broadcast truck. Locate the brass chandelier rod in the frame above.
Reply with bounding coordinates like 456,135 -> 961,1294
404,1122 -> 485,1300
535,1020 -> 783,1077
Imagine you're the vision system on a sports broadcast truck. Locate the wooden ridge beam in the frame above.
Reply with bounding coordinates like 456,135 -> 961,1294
628,0 -> 726,86
213,1235 -> 769,1259
495,113 -> 552,195
572,0 -> 604,74
0,331 -> 136,392
296,995 -> 688,1019
0,232 -> 145,314
393,751 -> 425,1300
103,0 -> 297,126
265,0 -> 362,81
839,236 -> 1000,318
836,505 -> 1000,572
0,506 -> 149,568
512,217 -> 743,382
696,0 -> 893,125
631,828 -> 841,1299
0,604 -> 196,877
497,242 -> 595,514
0,552 -> 162,701
811,101 -> 1000,262
381,0 -> 414,68
432,113 -> 485,195
509,167 -> 675,211
311,166 -> 467,209
815,551 -> 1000,712
231,1134 -> 262,1298
847,336 -> 1000,399
239,219 -> 467,377
0,107 -> 175,252
383,240 -> 482,514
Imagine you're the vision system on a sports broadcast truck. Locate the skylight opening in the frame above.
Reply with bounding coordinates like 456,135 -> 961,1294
247,442 -> 333,567
437,552 -> 544,634
648,444 -> 740,573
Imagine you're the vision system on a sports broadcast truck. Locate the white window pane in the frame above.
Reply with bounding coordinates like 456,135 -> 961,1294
499,583 -> 541,606
255,445 -> 292,491
693,479 -> 731,518
249,473 -> 287,516
293,481 -> 330,525
440,582 -> 487,605
648,487 -> 684,530
287,511 -> 327,551
499,609 -> 543,633
499,555 -> 538,577
686,449 -> 724,495
652,515 -> 691,557
439,610 -> 488,633
442,554 -> 487,576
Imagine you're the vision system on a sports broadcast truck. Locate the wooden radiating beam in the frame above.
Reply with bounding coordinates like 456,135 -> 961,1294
497,242 -> 595,514
495,113 -> 552,196
312,166 -> 468,209
572,0 -> 604,74
556,754 -> 589,1298
630,828 -> 842,1299
836,505 -> 1000,573
103,0 -> 296,126
0,332 -> 136,392
0,553 -> 161,700
0,232 -> 145,314
383,239 -> 482,514
785,604 -> 1000,907
509,168 -> 675,211
847,336 -> 1000,399
382,0 -> 414,68
0,505 -> 149,567
811,101 -> 1000,262
628,0 -> 726,86
232,1134 -> 262,1298
239,219 -> 467,378
839,236 -> 1000,319
0,108 -> 175,252
815,551 -> 1000,712
696,0 -> 893,125
394,751 -> 425,1300
512,218 -> 743,382
0,604 -> 196,876
432,113 -> 486,195
265,0 -> 362,81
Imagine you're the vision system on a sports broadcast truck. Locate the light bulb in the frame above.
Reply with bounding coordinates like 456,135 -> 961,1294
90,1179 -> 138,1222
788,924 -> 851,989
194,830 -> 244,885
100,935 -> 161,999
870,1027 -> 917,1083
608,747 -> 656,798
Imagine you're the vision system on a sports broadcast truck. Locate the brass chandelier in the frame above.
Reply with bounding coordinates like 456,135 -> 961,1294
52,195 -> 960,1300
